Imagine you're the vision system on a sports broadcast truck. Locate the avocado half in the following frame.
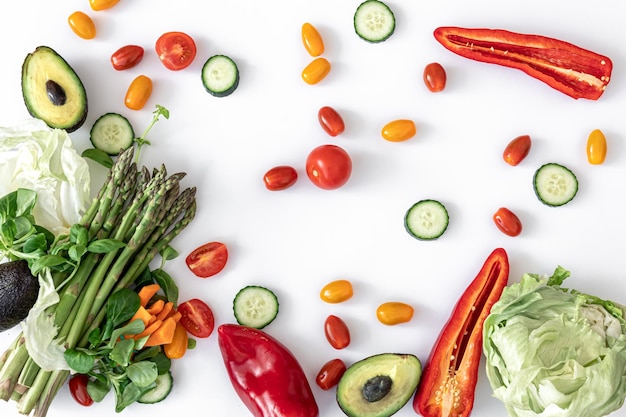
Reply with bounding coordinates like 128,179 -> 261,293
337,353 -> 422,417
0,260 -> 39,332
21,46 -> 88,132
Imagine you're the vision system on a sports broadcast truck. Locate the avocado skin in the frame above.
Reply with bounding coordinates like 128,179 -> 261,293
0,260 -> 39,332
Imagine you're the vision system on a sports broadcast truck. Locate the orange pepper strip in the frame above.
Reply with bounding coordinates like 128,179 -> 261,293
146,299 -> 165,316
137,283 -> 160,307
164,322 -> 188,359
156,302 -> 174,321
144,317 -> 177,347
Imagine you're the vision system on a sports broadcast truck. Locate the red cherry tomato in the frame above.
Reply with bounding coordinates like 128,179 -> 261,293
503,135 -> 532,166
263,166 -> 298,191
318,106 -> 345,137
111,45 -> 144,71
493,207 -> 523,237
178,298 -> 215,338
69,374 -> 94,407
305,144 -> 352,190
316,358 -> 347,390
186,241 -> 228,278
324,314 -> 350,349
155,31 -> 197,71
423,62 -> 447,92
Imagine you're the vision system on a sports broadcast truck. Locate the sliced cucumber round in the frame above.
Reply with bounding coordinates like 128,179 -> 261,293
404,199 -> 449,240
233,285 -> 279,329
138,370 -> 173,404
533,163 -> 578,207
89,112 -> 135,156
201,55 -> 239,97
354,0 -> 396,43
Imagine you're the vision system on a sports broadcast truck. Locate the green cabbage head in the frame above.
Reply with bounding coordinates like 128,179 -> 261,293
483,266 -> 626,417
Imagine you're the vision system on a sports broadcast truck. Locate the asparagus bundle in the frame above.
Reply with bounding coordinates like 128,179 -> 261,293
0,145 -> 196,416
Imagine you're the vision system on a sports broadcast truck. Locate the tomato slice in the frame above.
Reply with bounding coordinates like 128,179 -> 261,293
155,31 -> 197,70
186,241 -> 228,278
178,298 -> 215,338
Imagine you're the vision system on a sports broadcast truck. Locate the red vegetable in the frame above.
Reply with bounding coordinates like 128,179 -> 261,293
155,31 -> 197,71
68,374 -> 93,407
493,207 -> 522,237
318,106 -> 345,137
186,241 -> 228,278
263,166 -> 298,191
502,134 -> 531,166
434,26 -> 613,100
315,358 -> 347,390
218,324 -> 319,417
413,248 -> 509,417
111,45 -> 144,71
178,298 -> 215,338
305,144 -> 352,190
324,314 -> 350,349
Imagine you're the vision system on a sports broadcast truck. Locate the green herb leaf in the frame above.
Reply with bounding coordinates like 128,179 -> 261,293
82,148 -> 114,168
64,348 -> 96,374
87,238 -> 126,254
116,381 -> 143,412
109,338 -> 135,367
87,377 -> 110,403
151,268 -> 179,305
127,361 -> 158,388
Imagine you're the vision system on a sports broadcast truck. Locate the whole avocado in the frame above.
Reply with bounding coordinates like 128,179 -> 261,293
0,260 -> 39,332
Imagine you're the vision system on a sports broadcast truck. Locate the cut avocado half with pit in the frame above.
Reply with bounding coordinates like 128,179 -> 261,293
21,46 -> 88,132
0,260 -> 39,332
337,353 -> 421,417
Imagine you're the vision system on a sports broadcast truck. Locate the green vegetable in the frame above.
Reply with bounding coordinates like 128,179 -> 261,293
404,199 -> 449,240
201,55 -> 240,97
233,285 -> 279,329
533,162 -> 578,207
353,0 -> 396,43
137,370 -> 173,404
89,112 -> 135,156
483,267 -> 626,417
0,260 -> 39,332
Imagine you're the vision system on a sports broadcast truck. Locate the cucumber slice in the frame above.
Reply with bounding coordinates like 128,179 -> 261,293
233,285 -> 279,329
404,199 -> 449,240
533,163 -> 578,207
201,55 -> 239,97
354,0 -> 396,43
89,112 -> 135,156
138,370 -> 173,404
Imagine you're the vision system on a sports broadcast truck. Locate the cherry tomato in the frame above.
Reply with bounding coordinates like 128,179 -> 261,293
69,374 -> 94,407
318,106 -> 345,137
376,302 -> 414,325
316,358 -> 347,390
423,62 -> 447,92
320,279 -> 353,303
111,45 -> 144,71
301,23 -> 325,57
503,134 -> 532,166
263,166 -> 298,191
89,0 -> 119,11
381,119 -> 417,142
302,57 -> 331,85
178,298 -> 215,338
124,75 -> 152,110
587,129 -> 607,165
493,207 -> 522,237
306,144 -> 352,190
186,241 -> 228,278
155,31 -> 197,71
68,11 -> 96,40
324,314 -> 351,349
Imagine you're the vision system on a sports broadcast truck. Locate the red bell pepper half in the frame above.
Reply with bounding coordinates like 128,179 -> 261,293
434,26 -> 613,100
217,324 -> 319,417
413,248 -> 509,417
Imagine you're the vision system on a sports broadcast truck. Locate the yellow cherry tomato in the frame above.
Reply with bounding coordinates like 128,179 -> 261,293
68,11 -> 96,40
381,119 -> 417,142
302,57 -> 331,85
301,23 -> 325,57
586,128 -> 607,165
320,279 -> 353,303
125,75 -> 152,110
376,302 -> 414,325
89,0 -> 120,11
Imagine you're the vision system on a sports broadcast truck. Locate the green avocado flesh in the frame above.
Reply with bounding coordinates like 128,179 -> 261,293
21,46 -> 88,132
0,260 -> 39,332
337,353 -> 422,417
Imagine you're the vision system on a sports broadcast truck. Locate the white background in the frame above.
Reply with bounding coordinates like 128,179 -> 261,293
1,1 -> 626,416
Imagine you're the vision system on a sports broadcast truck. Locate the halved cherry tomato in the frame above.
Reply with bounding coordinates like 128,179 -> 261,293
89,0 -> 119,11
423,62 -> 447,92
587,129 -> 607,165
320,279 -> 353,303
69,374 -> 94,407
155,31 -> 197,71
302,57 -> 331,85
493,207 -> 522,237
186,241 -> 228,278
124,75 -> 152,110
381,119 -> 417,142
68,11 -> 96,40
503,134 -> 531,166
376,302 -> 414,325
318,106 -> 345,137
263,166 -> 298,191
316,358 -> 347,390
306,144 -> 352,190
302,23 -> 325,57
111,45 -> 144,71
178,298 -> 215,338
324,314 -> 350,349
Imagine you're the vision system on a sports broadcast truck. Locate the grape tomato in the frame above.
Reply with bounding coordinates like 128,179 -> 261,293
586,129 -> 607,165
503,134 -> 532,166
324,314 -> 350,349
316,358 -> 347,390
381,119 -> 416,142
302,57 -> 331,85
263,166 -> 298,191
493,207 -> 522,237
69,374 -> 94,407
111,45 -> 144,71
318,106 -> 345,137
320,279 -> 353,303
89,0 -> 119,11
423,62 -> 447,92
301,23 -> 325,57
124,75 -> 152,110
68,11 -> 96,40
376,302 -> 414,325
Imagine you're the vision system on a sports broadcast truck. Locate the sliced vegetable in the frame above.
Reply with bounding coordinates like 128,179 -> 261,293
178,298 -> 215,338
404,199 -> 449,240
233,285 -> 279,329
533,162 -> 578,207
68,11 -> 96,40
433,26 -> 613,100
155,31 -> 197,70
324,314 -> 350,349
316,358 -> 347,390
110,45 -> 144,71
185,241 -> 228,278
301,22 -> 325,57
587,129 -> 607,164
89,0 -> 119,11
89,112 -> 135,156
137,371 -> 173,404
263,166 -> 298,191
376,302 -> 414,325
354,0 -> 396,43
320,279 -> 354,303
492,207 -> 522,237
124,74 -> 152,110
164,322 -> 188,359
302,57 -> 331,85
382,119 -> 416,142
138,283 -> 161,307
423,62 -> 447,92
503,134 -> 531,166
318,106 -> 345,137
305,144 -> 352,190
201,55 -> 240,97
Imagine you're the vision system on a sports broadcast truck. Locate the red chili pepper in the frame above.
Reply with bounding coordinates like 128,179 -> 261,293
413,248 -> 509,417
217,324 -> 319,417
434,26 -> 613,100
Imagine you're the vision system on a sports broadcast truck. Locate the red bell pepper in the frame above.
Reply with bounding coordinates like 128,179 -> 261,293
434,26 -> 613,100
413,248 -> 509,417
217,324 -> 319,417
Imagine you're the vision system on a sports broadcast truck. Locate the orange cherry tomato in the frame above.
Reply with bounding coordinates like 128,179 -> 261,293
111,45 -> 144,71
376,302 -> 414,325
423,62 -> 447,92
68,11 -> 96,40
301,23 -> 325,57
318,106 -> 345,137
316,358 -> 347,390
381,119 -> 416,142
302,57 -> 331,85
324,314 -> 350,349
124,75 -> 153,110
587,129 -> 607,165
493,207 -> 522,237
89,0 -> 120,11
503,134 -> 532,166
320,279 -> 353,303
263,166 -> 298,191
